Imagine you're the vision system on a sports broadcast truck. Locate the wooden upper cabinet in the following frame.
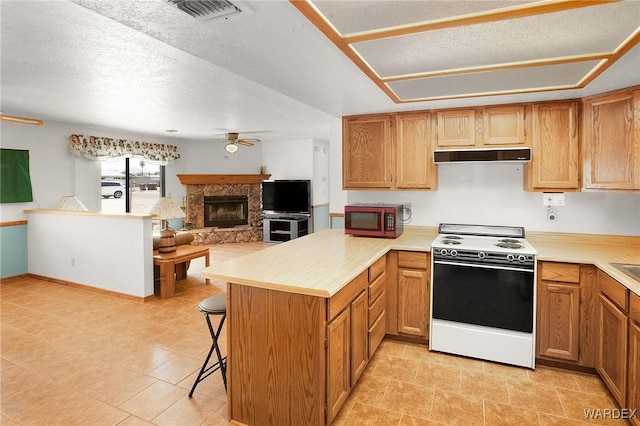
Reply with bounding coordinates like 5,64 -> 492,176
395,112 -> 437,190
436,105 -> 527,148
343,115 -> 393,189
483,105 -> 526,145
525,101 -> 580,191
583,88 -> 640,190
436,109 -> 476,147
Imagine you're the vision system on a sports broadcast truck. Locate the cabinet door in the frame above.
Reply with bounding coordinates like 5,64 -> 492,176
351,291 -> 368,384
527,102 -> 580,190
538,282 -> 580,361
343,115 -> 393,189
326,308 -> 350,424
629,320 -> 640,426
436,109 -> 476,147
483,105 -> 526,145
395,112 -> 437,190
397,268 -> 429,338
584,90 -> 640,190
597,294 -> 628,406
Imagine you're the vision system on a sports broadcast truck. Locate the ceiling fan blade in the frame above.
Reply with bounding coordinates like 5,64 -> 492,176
237,138 -> 260,146
0,114 -> 44,125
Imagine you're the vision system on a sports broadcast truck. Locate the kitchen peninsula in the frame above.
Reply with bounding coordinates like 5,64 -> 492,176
203,227 -> 640,426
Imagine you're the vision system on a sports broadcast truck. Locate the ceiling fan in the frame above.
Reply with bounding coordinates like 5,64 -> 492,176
213,132 -> 261,153
0,112 -> 44,125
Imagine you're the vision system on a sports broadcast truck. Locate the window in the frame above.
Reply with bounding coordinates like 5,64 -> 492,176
101,158 -> 165,214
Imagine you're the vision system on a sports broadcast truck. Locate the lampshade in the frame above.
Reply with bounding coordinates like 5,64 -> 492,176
55,196 -> 88,211
148,197 -> 186,220
226,143 -> 238,153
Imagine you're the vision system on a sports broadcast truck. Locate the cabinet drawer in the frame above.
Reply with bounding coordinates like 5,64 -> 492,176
328,271 -> 368,321
541,262 -> 580,283
368,311 -> 386,358
398,251 -> 429,269
368,291 -> 386,328
369,256 -> 386,282
630,292 -> 640,324
598,269 -> 628,312
369,272 -> 386,304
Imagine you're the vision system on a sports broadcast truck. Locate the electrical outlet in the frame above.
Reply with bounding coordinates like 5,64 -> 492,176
71,258 -> 76,267
543,193 -> 565,207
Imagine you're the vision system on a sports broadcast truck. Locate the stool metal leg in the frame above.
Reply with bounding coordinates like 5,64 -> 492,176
189,312 -> 227,397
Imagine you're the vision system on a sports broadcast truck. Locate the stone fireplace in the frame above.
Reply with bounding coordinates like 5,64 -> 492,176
178,174 -> 271,245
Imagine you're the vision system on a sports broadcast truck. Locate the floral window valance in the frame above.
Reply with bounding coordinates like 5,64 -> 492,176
69,134 -> 180,165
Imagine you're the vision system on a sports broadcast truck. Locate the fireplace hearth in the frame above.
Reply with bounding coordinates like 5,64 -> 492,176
204,195 -> 248,228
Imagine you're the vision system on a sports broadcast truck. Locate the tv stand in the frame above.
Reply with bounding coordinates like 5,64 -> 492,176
263,215 -> 309,243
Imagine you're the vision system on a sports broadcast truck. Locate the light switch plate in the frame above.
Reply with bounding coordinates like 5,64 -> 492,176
543,193 -> 565,207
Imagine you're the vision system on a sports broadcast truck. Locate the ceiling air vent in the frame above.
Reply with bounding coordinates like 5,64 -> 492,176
163,0 -> 250,21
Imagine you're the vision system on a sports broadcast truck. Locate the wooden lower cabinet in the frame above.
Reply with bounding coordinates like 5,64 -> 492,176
597,270 -> 629,407
397,251 -> 430,339
538,281 -> 580,361
350,291 -> 369,384
628,293 -> 640,425
536,262 -> 597,367
327,307 -> 350,423
629,320 -> 640,425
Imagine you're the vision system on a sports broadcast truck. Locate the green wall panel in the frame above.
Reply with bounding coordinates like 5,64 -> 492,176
0,224 -> 28,278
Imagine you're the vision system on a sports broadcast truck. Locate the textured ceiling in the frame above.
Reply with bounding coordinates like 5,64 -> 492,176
295,0 -> 640,102
0,0 -> 639,143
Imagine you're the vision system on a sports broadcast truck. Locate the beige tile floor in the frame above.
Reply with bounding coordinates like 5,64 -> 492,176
0,242 -> 628,425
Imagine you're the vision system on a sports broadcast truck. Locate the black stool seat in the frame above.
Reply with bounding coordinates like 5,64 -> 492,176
189,294 -> 227,396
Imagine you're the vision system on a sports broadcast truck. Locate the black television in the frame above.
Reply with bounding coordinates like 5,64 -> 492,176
261,180 -> 311,214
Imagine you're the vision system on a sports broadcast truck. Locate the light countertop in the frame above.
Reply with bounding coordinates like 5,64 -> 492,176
202,226 -> 640,297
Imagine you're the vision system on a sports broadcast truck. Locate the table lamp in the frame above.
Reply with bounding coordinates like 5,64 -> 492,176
148,197 -> 186,253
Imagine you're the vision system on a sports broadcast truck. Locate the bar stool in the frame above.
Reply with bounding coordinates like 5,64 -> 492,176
189,294 -> 227,396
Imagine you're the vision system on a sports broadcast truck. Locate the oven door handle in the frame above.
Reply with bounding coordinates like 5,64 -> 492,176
433,260 -> 534,272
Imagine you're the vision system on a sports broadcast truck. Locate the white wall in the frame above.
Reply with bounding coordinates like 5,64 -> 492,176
0,120 -> 263,221
312,140 -> 330,205
262,139 -> 313,180
26,211 -> 153,298
261,138 -> 331,206
347,162 -> 640,236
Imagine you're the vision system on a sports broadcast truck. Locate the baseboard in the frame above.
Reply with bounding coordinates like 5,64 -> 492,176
26,273 -> 150,303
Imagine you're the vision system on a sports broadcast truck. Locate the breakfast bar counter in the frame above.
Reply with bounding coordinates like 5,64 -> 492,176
204,227 -> 639,296
202,226 -> 639,425
203,227 -> 439,297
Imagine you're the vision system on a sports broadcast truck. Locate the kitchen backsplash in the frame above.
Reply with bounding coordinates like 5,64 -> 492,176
347,162 -> 640,236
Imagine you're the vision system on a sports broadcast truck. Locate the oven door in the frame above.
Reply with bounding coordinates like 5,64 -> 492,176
432,260 -> 534,333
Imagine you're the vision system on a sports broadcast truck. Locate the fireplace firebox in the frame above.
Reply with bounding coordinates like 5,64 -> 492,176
204,195 -> 249,228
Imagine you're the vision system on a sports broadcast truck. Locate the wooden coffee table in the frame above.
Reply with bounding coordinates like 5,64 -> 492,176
153,245 -> 210,299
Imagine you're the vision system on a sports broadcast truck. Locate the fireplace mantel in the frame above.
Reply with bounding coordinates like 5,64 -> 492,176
177,174 -> 271,185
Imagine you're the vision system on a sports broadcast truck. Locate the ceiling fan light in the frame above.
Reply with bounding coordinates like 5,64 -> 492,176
226,143 -> 238,153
